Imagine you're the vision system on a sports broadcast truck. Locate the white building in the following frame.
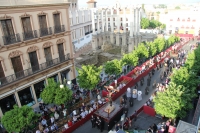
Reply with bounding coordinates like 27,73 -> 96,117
161,9 -> 200,36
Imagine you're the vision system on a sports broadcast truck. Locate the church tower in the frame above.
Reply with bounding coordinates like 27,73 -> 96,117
87,0 -> 97,9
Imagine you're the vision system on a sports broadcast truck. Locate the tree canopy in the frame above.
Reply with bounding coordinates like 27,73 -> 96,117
140,18 -> 150,29
154,46 -> 200,119
134,43 -> 149,59
40,78 -> 73,104
122,52 -> 139,67
104,59 -> 124,75
175,6 -> 181,9
1,105 -> 40,133
77,65 -> 102,90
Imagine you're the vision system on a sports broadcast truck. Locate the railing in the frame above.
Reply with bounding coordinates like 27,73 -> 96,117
22,30 -> 38,41
2,33 -> 21,45
0,53 -> 71,87
54,25 -> 65,33
39,27 -> 52,37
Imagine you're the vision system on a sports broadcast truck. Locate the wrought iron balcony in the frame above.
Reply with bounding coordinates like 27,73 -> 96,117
39,27 -> 52,37
0,53 -> 71,87
22,30 -> 38,41
2,33 -> 21,45
54,25 -> 65,33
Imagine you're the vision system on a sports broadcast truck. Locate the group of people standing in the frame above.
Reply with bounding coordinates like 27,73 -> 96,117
91,115 -> 104,132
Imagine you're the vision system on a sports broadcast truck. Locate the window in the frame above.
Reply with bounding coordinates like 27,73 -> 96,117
182,19 -> 185,22
121,18 -> 123,21
0,94 -> 17,114
113,18 -> 115,21
18,87 -> 35,106
38,15 -> 49,36
0,61 -> 5,85
53,13 -> 61,33
34,80 -> 46,102
170,19 -> 173,21
126,23 -> 128,27
44,47 -> 53,66
1,19 -> 18,45
57,43 -> 65,62
108,18 -> 110,21
11,56 -> 24,78
21,17 -> 34,40
177,18 -> 180,21
29,51 -> 39,72
187,18 -> 190,22
126,18 -> 128,21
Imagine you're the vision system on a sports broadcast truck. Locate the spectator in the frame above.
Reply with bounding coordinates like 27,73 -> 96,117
41,118 -> 48,127
64,123 -> 69,129
50,116 -> 55,124
68,120 -> 73,127
54,111 -> 59,120
36,130 -> 41,133
50,125 -> 55,131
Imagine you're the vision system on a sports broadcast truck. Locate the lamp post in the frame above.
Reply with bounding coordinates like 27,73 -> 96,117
67,81 -> 71,89
60,84 -> 64,89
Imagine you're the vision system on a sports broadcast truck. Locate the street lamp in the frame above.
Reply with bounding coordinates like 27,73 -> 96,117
60,84 -> 64,89
67,81 -> 71,89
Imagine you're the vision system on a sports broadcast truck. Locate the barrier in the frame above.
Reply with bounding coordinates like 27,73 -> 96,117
143,105 -> 156,117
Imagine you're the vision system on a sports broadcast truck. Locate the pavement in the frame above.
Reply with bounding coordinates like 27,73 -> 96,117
72,40 -> 196,133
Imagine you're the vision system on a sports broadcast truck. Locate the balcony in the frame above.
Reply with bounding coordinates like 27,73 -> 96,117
54,25 -> 65,34
39,27 -> 52,37
2,33 -> 21,45
0,53 -> 71,87
22,30 -> 38,41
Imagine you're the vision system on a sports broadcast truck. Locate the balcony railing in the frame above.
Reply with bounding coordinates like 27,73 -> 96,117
22,30 -> 38,41
2,33 -> 21,45
54,25 -> 65,33
39,27 -> 52,37
0,53 -> 71,87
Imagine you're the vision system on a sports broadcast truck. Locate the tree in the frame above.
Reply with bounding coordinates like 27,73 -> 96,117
160,24 -> 166,30
40,78 -> 73,104
104,59 -> 124,75
1,105 -> 40,133
175,6 -> 180,9
122,52 -> 139,67
156,11 -> 160,15
77,65 -> 102,90
149,20 -> 162,29
154,83 -> 193,119
147,41 -> 157,57
141,18 -> 150,29
154,38 -> 166,53
135,43 -> 149,59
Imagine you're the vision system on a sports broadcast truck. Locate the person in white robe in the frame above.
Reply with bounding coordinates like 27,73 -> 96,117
132,89 -> 137,99
137,91 -> 142,101
126,87 -> 131,98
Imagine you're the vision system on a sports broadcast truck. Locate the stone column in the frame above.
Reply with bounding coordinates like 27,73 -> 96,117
137,8 -> 140,34
91,9 -> 96,34
14,92 -> 22,107
97,11 -> 100,33
134,8 -> 137,36
31,84 -> 38,104
130,8 -> 133,37
110,8 -> 114,44
123,8 -> 126,33
92,35 -> 98,51
116,8 -> 120,46
105,9 -> 108,32
101,10 -> 104,32
58,72 -> 62,84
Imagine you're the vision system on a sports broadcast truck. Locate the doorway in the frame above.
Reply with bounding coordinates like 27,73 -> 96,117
11,56 -> 24,79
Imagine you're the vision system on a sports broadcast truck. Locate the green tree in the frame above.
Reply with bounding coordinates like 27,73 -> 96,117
156,11 -> 160,15
2,105 -> 40,133
141,18 -> 150,29
104,59 -> 124,75
154,83 -> 193,119
40,78 -> 73,104
160,24 -> 166,30
175,6 -> 181,9
135,43 -> 149,59
77,65 -> 102,90
154,38 -> 166,53
147,41 -> 157,57
122,52 -> 139,67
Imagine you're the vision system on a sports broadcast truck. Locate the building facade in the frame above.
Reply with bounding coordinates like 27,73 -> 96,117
164,9 -> 200,36
0,3 -> 75,116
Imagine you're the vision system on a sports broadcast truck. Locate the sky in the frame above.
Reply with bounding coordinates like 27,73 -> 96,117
78,0 -> 200,7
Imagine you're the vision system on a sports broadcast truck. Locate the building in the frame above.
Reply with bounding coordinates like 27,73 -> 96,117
0,2 -> 75,116
90,3 -> 155,54
162,9 -> 200,36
